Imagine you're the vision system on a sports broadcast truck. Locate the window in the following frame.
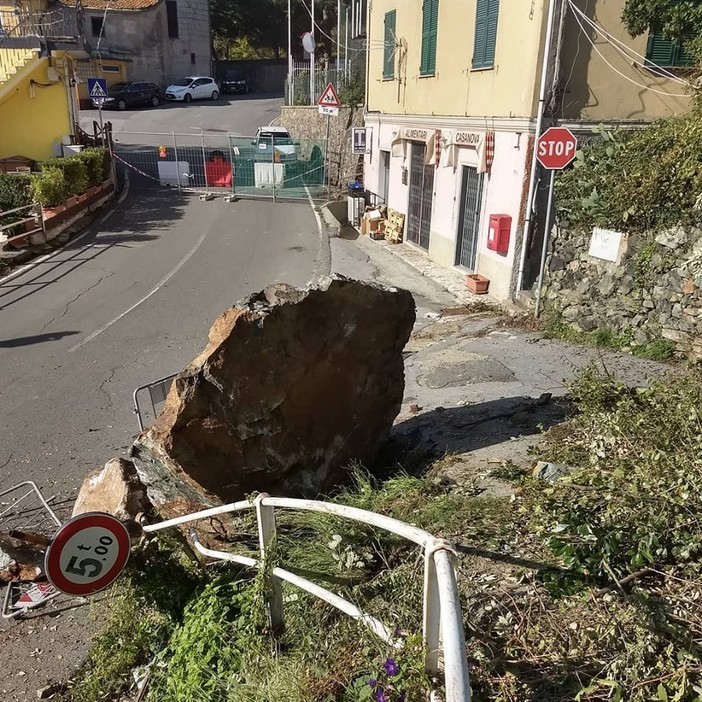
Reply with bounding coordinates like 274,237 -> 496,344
383,10 -> 396,79
472,0 -> 499,70
645,32 -> 694,67
99,64 -> 121,73
190,52 -> 196,65
91,16 -> 103,37
166,0 -> 178,39
420,0 -> 438,76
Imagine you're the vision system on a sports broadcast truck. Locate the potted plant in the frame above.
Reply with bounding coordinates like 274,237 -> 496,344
466,273 -> 490,294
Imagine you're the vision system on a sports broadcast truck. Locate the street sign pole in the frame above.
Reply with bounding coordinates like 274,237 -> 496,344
325,113 -> 331,199
535,169 -> 556,318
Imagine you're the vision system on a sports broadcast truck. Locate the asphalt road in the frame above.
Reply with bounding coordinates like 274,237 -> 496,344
0,96 -> 328,697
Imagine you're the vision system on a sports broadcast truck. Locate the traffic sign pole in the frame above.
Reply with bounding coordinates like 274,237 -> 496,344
534,169 -> 556,318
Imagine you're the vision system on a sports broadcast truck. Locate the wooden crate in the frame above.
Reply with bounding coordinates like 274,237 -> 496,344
384,208 -> 405,243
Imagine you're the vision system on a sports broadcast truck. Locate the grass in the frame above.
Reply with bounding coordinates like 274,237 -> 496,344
61,370 -> 702,701
543,311 -> 677,361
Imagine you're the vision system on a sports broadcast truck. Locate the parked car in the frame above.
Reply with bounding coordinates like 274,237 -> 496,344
220,70 -> 250,94
252,126 -> 299,161
165,76 -> 219,103
95,81 -> 164,110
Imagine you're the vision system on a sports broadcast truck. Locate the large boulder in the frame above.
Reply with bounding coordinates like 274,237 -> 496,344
73,457 -> 152,521
130,277 -> 416,506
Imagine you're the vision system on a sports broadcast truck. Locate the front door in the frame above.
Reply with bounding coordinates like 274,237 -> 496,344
455,166 -> 484,270
406,143 -> 434,249
380,150 -> 390,204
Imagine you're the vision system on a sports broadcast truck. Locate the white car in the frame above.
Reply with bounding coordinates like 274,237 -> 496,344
252,126 -> 298,161
165,76 -> 219,103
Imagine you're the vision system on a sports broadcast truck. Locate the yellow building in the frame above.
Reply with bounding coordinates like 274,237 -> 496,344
0,2 -> 83,162
363,0 -> 691,301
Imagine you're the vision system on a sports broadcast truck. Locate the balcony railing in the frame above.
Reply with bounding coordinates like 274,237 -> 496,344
0,8 -> 78,41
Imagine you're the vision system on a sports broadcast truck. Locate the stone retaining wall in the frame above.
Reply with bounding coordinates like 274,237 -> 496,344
541,223 -> 702,361
279,106 -> 363,192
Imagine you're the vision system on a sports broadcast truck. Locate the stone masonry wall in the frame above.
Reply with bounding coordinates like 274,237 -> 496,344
279,106 -> 364,192
541,223 -> 702,361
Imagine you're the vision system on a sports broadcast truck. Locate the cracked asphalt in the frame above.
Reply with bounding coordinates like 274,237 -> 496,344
0,96 -> 329,697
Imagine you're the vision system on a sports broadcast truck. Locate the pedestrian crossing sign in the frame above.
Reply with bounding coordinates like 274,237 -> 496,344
88,77 -> 108,99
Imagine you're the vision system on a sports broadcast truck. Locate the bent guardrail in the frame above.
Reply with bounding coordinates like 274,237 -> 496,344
142,494 -> 471,702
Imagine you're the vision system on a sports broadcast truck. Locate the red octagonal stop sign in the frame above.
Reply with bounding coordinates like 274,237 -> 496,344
536,127 -> 578,170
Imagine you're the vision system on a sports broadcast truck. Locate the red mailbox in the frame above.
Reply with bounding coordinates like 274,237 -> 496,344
487,214 -> 511,254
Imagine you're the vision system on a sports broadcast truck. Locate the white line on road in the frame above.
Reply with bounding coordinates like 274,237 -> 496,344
69,227 -> 209,352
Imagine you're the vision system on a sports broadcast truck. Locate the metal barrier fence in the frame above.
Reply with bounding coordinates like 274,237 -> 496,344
143,495 -> 471,701
133,373 -> 178,431
0,202 -> 44,248
112,132 -> 327,202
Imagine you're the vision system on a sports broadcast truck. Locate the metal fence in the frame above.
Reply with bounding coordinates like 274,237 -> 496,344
112,132 -> 327,202
286,63 -> 351,106
143,495 -> 471,701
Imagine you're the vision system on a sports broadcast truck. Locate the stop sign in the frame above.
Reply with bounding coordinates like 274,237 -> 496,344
536,127 -> 578,170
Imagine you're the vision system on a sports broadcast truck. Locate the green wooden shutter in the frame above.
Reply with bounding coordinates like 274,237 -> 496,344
420,0 -> 438,76
383,10 -> 396,79
646,33 -> 677,66
472,0 -> 488,68
646,32 -> 694,66
484,0 -> 499,67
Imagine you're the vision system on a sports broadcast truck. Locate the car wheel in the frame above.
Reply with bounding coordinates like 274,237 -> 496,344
117,99 -> 127,111
151,95 -> 160,107
184,93 -> 192,103
211,90 -> 219,101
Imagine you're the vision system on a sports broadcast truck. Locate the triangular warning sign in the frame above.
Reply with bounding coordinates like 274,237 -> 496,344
90,82 -> 107,98
317,82 -> 341,108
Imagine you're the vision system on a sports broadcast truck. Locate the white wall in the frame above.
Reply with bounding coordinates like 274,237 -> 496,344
363,117 -> 529,300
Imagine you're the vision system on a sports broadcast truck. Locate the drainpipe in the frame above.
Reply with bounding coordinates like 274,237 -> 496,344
515,0 -> 558,297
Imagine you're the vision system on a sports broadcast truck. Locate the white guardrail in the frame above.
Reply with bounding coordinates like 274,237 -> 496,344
142,494 -> 471,701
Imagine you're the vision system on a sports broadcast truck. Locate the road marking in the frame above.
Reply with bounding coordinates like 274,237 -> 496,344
0,172 -> 130,286
304,185 -> 327,285
69,227 -> 209,352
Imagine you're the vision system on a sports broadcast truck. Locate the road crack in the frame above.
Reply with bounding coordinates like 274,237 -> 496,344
98,367 -> 117,409
39,270 -> 116,333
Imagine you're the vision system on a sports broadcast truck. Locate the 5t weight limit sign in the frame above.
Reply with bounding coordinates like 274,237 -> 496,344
45,513 -> 131,596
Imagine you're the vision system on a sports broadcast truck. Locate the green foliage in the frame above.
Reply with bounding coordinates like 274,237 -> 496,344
59,536 -> 204,702
339,74 -> 365,106
543,310 -> 677,361
622,0 -> 702,43
41,156 -> 89,197
524,368 -> 702,586
0,173 -> 33,212
74,148 -> 111,187
556,115 -> 702,232
31,167 -> 68,207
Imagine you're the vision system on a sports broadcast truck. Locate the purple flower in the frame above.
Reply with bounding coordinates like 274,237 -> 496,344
376,690 -> 387,702
384,658 -> 399,676
393,625 -> 403,638
368,679 -> 377,689
398,695 -> 406,702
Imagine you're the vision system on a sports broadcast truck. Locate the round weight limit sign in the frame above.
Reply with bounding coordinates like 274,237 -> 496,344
45,513 -> 131,596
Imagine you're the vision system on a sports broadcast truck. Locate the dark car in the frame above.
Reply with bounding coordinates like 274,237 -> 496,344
220,71 -> 250,94
95,81 -> 164,110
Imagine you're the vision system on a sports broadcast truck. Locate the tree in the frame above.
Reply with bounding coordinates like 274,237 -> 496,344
621,0 -> 702,41
210,0 -> 348,61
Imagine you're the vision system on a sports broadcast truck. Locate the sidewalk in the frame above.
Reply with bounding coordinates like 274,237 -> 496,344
329,225 -> 673,494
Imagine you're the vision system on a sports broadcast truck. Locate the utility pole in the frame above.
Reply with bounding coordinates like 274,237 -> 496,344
310,0 -> 315,105
287,0 -> 292,101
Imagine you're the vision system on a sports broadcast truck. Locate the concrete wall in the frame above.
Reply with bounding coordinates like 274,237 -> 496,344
367,0 -> 544,119
559,0 -> 691,120
0,55 -> 73,160
279,105 -> 364,190
84,0 -> 210,87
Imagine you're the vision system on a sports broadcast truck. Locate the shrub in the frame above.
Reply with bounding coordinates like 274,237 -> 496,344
41,156 -> 89,197
31,167 -> 68,207
0,173 -> 33,212
556,111 -> 702,232
75,147 -> 111,187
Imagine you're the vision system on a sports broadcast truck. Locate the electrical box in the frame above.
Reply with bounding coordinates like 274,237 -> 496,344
487,214 -> 511,254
